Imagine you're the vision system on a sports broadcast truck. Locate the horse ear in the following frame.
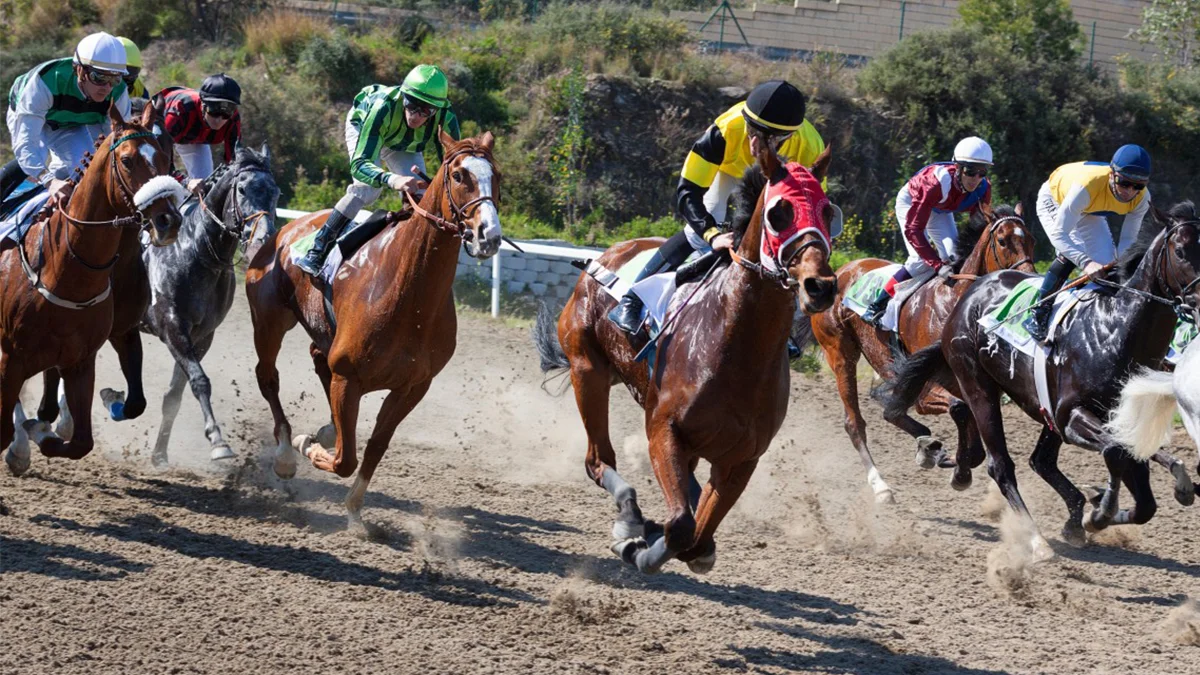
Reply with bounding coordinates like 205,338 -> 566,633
809,144 -> 833,184
260,142 -> 272,168
1015,202 -> 1024,218
756,140 -> 781,182
108,102 -> 127,130
439,126 -> 457,153
480,130 -> 495,152
978,202 -> 994,222
139,100 -> 155,128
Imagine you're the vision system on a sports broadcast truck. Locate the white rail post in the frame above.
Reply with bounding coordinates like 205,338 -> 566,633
491,250 -> 502,318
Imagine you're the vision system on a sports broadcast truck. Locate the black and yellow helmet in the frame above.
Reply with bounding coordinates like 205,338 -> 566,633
742,80 -> 806,135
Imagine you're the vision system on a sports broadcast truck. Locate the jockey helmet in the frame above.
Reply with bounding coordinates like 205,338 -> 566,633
952,137 -> 993,165
117,37 -> 142,69
1110,144 -> 1151,181
74,32 -> 127,75
400,64 -> 450,109
742,80 -> 806,135
200,73 -> 242,105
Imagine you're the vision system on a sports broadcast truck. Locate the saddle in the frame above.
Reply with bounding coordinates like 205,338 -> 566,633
842,264 -> 936,332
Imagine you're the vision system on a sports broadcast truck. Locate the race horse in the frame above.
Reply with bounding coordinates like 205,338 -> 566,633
142,144 -> 278,466
246,130 -> 501,534
808,203 -> 1035,502
34,102 -> 179,434
1108,332 -> 1200,485
882,203 -> 1200,559
534,145 -> 838,574
2,103 -> 184,475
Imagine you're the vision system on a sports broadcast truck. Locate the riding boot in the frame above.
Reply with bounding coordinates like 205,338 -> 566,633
861,289 -> 891,326
0,160 -> 27,204
297,208 -> 353,276
609,249 -> 668,334
1023,256 -> 1075,343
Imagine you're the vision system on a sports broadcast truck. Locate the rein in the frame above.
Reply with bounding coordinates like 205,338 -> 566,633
730,237 -> 826,290
1091,221 -> 1200,324
950,215 -> 1033,281
402,147 -> 497,238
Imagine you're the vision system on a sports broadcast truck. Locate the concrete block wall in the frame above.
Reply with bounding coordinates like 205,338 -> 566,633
455,240 -> 601,308
671,0 -> 1155,71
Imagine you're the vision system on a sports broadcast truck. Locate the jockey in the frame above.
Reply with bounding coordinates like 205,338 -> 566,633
117,37 -> 147,100
1,32 -> 130,207
1023,145 -> 1153,342
153,73 -> 243,188
297,64 -> 461,276
861,137 -> 994,326
610,79 -> 823,333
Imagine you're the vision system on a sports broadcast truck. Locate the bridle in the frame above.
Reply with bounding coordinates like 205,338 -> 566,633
985,215 -> 1035,273
196,164 -> 272,266
403,146 -> 498,238
730,231 -> 828,291
1091,220 -> 1200,324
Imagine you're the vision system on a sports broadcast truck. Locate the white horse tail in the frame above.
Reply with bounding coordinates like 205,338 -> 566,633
1108,369 -> 1177,461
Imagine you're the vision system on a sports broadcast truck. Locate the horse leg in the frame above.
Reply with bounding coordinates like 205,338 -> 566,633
168,331 -> 233,462
619,425 -> 692,574
824,334 -> 894,502
568,346 -> 645,541
950,363 -> 1053,562
251,302 -> 299,479
151,364 -> 188,467
1060,407 -> 1133,532
1112,454 -> 1157,526
2,358 -> 31,476
912,388 -> 953,471
37,369 -> 61,422
679,457 -> 759,575
103,329 -> 147,420
310,343 -> 336,448
1027,425 -> 1087,546
304,374 -> 360,478
344,382 -> 430,537
35,359 -> 97,461
1149,449 -> 1194,506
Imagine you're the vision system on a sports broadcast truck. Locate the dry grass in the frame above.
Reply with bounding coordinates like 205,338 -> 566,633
242,10 -> 329,61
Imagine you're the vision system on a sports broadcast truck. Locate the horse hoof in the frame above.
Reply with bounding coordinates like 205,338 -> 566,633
1081,507 -> 1106,534
642,519 -> 664,545
22,420 -> 57,447
874,489 -> 896,505
686,551 -> 716,575
4,447 -> 30,477
291,434 -> 312,454
210,445 -> 236,462
950,471 -> 973,492
1170,463 -> 1195,506
612,519 -> 644,541
99,388 -> 126,421
1030,535 -> 1056,564
611,537 -> 647,564
1061,520 -> 1087,548
315,424 -> 337,449
915,436 -> 943,469
151,450 -> 168,468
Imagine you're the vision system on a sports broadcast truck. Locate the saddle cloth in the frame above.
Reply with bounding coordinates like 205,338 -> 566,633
842,264 -> 935,332
586,248 -> 705,334
289,210 -> 393,286
1168,319 -> 1197,366
0,184 -> 50,244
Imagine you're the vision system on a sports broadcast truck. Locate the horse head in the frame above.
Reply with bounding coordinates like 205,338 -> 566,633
961,202 -> 1036,274
751,143 -> 838,313
226,143 -> 279,244
437,129 -> 501,259
1154,202 -> 1200,313
105,103 -> 186,245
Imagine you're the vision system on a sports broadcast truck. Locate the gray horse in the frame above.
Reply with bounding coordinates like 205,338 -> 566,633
142,144 -> 279,465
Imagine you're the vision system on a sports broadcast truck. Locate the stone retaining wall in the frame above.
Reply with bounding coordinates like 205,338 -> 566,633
456,241 -> 601,309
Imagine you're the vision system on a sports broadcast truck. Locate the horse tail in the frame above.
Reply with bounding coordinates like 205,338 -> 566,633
533,302 -> 570,374
875,343 -> 953,420
791,312 -> 815,352
1107,369 -> 1177,461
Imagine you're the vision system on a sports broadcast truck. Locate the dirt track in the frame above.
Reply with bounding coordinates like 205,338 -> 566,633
1,283 -> 1198,674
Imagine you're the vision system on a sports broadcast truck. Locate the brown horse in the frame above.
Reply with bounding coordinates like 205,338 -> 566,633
534,145 -> 838,574
1,104 -> 183,475
245,130 -> 501,534
809,204 -> 1036,501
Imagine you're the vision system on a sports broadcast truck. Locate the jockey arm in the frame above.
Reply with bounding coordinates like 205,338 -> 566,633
676,124 -> 726,244
1117,190 -> 1152,258
1044,183 -> 1096,268
902,172 -> 949,269
349,100 -> 396,189
9,77 -> 58,185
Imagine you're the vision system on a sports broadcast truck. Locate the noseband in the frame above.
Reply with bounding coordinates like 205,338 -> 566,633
730,233 -> 827,290
403,147 -> 498,238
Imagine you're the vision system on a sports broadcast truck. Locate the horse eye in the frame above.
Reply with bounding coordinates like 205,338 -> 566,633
998,237 -> 1008,247
452,170 -> 463,183
120,156 -> 133,168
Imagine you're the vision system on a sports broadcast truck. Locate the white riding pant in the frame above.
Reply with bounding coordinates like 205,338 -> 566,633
336,108 -> 426,216
1037,182 -> 1117,266
683,171 -> 737,252
175,143 -> 215,181
895,187 -> 957,277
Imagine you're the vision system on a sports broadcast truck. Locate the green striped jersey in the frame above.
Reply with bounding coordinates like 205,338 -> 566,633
9,58 -> 129,131
347,84 -> 461,187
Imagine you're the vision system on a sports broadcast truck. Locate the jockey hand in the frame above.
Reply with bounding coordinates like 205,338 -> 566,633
937,264 -> 954,280
47,179 -> 74,207
388,174 -> 428,195
1082,261 -> 1106,278
187,178 -> 204,194
710,232 -> 735,251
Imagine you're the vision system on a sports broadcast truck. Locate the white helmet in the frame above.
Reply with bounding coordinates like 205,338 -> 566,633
952,136 -> 993,165
74,32 -> 128,75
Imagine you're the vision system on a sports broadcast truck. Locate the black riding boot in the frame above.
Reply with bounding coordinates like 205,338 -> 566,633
861,288 -> 891,326
609,249 -> 667,334
1023,256 -> 1075,343
297,208 -> 353,276
0,160 -> 27,204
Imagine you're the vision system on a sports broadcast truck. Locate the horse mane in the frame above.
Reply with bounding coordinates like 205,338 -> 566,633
731,165 -> 768,247
950,204 -> 1017,273
1116,201 -> 1185,282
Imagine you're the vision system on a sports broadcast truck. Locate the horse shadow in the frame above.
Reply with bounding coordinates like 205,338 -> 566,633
1052,540 -> 1200,578
721,621 -> 1011,674
0,534 -> 151,581
924,516 -> 1001,543
27,513 -> 534,608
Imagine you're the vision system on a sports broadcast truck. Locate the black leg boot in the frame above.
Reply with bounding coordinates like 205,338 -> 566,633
297,208 -> 353,276
0,160 -> 28,204
609,249 -> 668,334
1023,256 -> 1075,343
861,288 -> 892,326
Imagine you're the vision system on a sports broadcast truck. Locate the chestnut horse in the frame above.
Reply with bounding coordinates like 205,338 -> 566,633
808,204 -> 1036,502
246,131 -> 501,534
535,146 -> 838,574
2,104 -> 183,475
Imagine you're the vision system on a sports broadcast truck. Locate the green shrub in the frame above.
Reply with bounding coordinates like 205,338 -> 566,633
298,31 -> 375,101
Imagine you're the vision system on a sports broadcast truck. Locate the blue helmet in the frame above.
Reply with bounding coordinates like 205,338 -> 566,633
1110,144 -> 1151,181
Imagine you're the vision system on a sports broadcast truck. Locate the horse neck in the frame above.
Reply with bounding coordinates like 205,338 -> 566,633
41,139 -> 127,290
723,213 -> 798,350
959,227 -> 992,276
1097,240 -> 1179,366
196,182 -> 241,266
384,168 -> 462,308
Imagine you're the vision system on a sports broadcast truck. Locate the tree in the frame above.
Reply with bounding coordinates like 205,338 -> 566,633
1135,0 -> 1200,68
958,0 -> 1082,63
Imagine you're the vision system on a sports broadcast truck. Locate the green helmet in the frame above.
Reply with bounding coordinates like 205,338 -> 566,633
400,64 -> 449,109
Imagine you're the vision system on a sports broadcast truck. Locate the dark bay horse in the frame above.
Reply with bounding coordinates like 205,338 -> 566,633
534,146 -> 838,574
143,144 -> 279,466
883,203 -> 1200,558
808,204 -> 1036,502
2,104 -> 183,475
246,130 -> 501,534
